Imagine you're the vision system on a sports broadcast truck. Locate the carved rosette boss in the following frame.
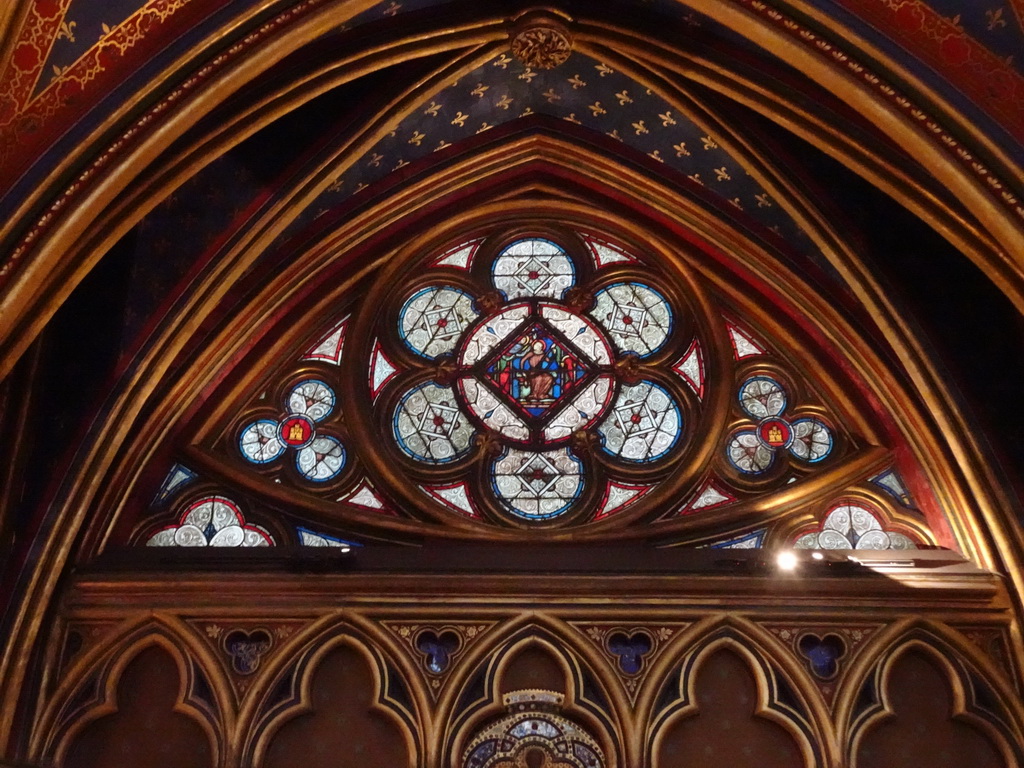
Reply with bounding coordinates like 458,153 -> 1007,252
509,10 -> 574,70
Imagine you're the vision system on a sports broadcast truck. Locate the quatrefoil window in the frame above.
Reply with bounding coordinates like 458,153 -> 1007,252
238,379 -> 346,482
726,375 -> 833,474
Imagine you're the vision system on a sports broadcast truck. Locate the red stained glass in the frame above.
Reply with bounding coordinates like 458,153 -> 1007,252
484,323 -> 589,418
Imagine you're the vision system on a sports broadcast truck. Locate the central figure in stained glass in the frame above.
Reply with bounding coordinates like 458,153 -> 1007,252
485,323 -> 589,417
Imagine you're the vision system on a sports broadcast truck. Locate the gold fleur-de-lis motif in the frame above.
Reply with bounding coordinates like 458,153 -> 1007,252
383,1 -> 401,16
606,129 -> 622,141
520,106 -> 535,117
471,83 -> 489,98
730,198 -> 743,209
755,193 -> 773,208
542,88 -> 561,103
519,67 -> 538,83
647,149 -> 664,162
327,177 -> 344,193
986,8 -> 1007,30
451,111 -> 468,127
616,90 -> 633,105
563,113 -> 581,124
57,19 -> 77,42
659,111 -> 677,127
701,135 -> 719,150
493,53 -> 513,69
476,122 -> 493,133
673,142 -> 690,157
424,101 -> 441,117
595,62 -> 614,77
435,140 -> 452,151
714,166 -> 731,182
496,94 -> 513,110
567,74 -> 586,89
368,153 -> 384,168
588,101 -> 607,116
393,158 -> 409,170
632,120 -> 648,135
688,172 -> 703,185
408,131 -> 425,146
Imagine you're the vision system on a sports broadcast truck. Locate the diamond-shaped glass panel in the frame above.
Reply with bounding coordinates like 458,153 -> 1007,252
484,323 -> 589,418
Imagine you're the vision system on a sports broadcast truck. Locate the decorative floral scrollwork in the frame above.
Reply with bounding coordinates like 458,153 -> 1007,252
509,12 -> 574,70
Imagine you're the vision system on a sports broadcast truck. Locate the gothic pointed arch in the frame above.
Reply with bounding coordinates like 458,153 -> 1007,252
2,2 -> 1024,764
59,128 -> 962,557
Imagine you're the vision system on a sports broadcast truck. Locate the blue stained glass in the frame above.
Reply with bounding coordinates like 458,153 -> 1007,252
591,282 -> 672,356
710,529 -> 766,549
598,380 -> 682,462
484,323 -> 589,418
153,463 -> 197,505
393,382 -> 475,463
398,285 -> 478,359
490,447 -> 584,519
871,468 -> 913,506
239,419 -> 287,464
296,527 -> 360,547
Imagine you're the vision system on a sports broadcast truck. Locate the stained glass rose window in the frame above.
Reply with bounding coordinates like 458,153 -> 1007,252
365,234 -> 694,524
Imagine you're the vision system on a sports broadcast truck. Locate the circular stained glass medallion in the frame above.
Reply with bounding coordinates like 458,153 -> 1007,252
240,419 -> 286,464
728,429 -> 775,474
590,282 -> 672,357
491,447 -> 584,519
399,286 -> 478,359
598,380 -> 682,462
789,418 -> 833,462
738,376 -> 787,419
288,379 -> 335,422
394,382 -> 475,463
491,238 -> 575,300
296,435 -> 346,482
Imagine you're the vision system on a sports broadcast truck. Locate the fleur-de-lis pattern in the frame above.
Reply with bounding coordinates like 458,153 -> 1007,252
70,0 -> 1024,366
286,51 -> 811,252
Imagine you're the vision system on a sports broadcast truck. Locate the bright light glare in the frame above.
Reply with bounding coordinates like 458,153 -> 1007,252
776,550 -> 799,571
811,552 -> 824,560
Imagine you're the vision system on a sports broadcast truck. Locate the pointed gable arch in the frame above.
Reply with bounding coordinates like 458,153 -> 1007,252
58,129 -> 959,553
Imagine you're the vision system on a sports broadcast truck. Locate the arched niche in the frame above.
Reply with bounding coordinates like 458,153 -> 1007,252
246,635 -> 417,768
47,636 -> 221,768
649,632 -> 824,768
844,632 -> 1024,768
445,630 -> 620,768
462,689 -> 606,768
